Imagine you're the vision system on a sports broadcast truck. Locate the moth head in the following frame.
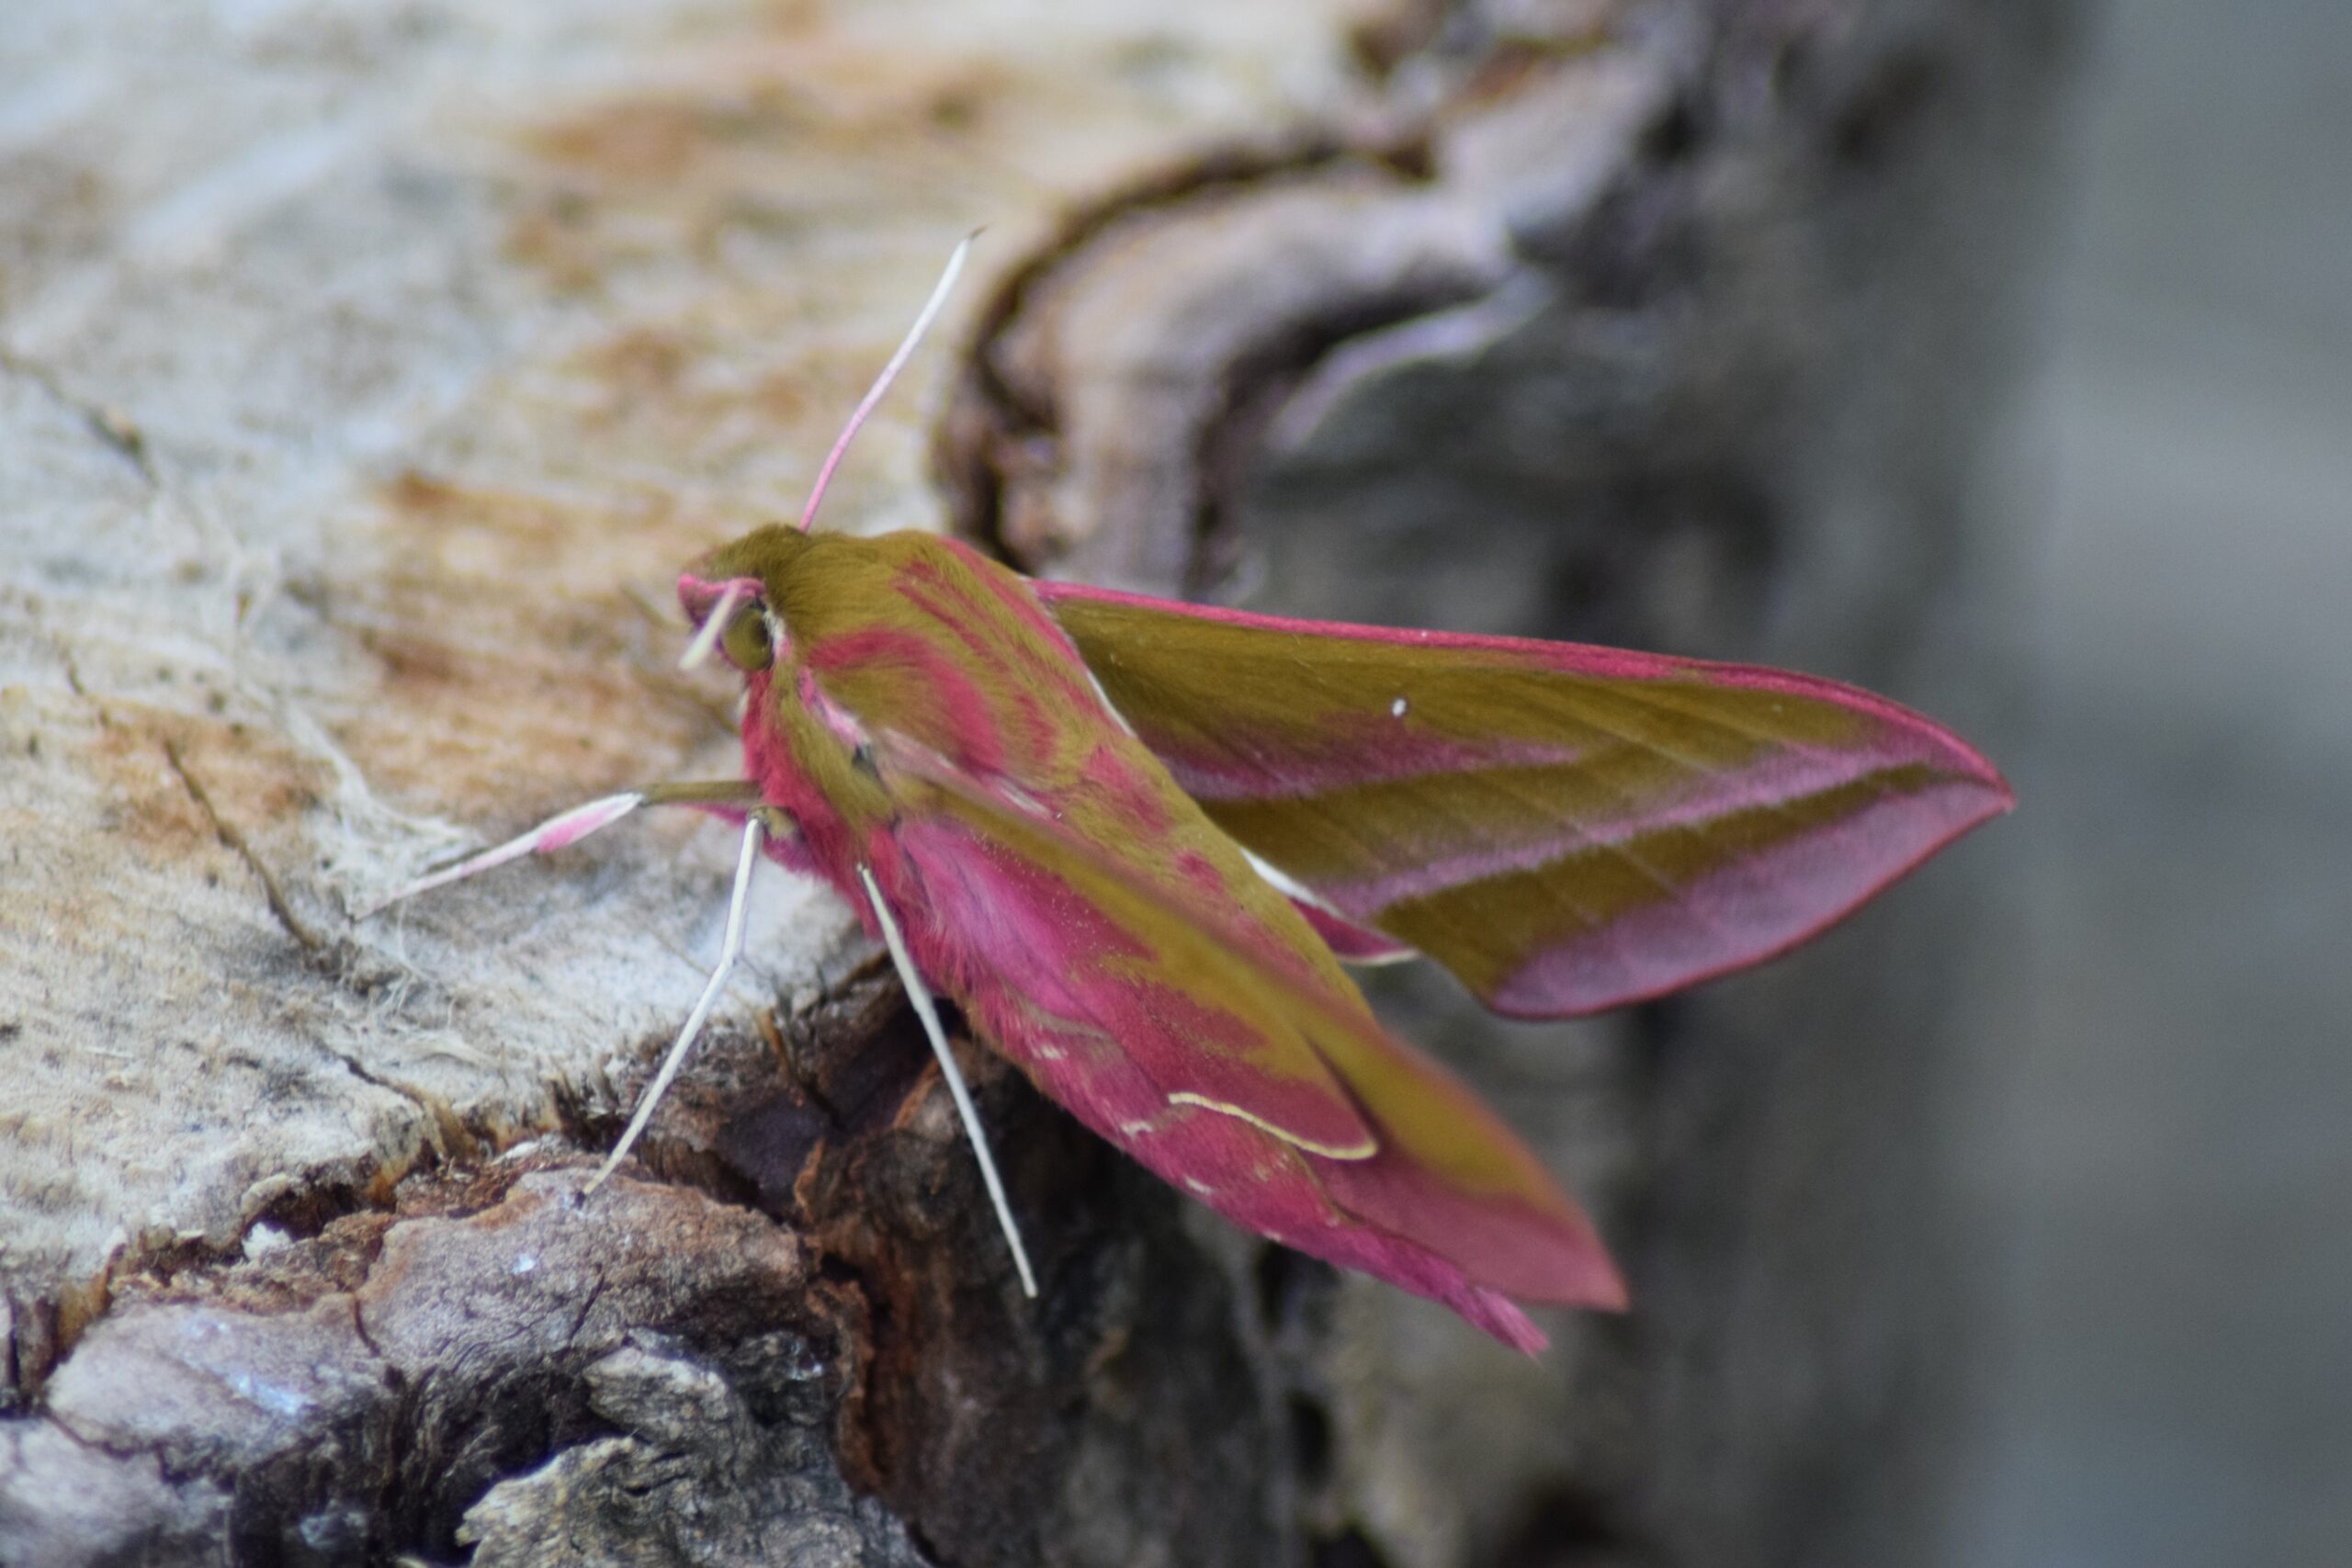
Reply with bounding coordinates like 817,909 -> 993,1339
674,236 -> 973,677
680,522 -> 821,674
677,569 -> 773,674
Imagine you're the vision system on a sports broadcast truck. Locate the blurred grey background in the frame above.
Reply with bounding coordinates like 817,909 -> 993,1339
1947,1 -> 2352,1563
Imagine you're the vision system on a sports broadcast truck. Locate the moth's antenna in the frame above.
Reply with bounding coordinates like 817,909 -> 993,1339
797,231 -> 976,534
352,780 -> 763,919
355,793 -> 647,919
857,862 -> 1039,1299
587,814 -> 766,1193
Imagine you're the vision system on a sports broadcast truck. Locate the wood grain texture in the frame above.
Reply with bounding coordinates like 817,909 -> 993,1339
0,0 -> 2076,1562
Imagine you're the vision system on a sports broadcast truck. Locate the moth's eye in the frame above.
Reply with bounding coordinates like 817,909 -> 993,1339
720,609 -> 774,672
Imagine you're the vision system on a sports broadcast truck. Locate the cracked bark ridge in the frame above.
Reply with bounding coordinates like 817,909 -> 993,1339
657,969 -> 1305,1568
2,977 -> 1299,1567
6,1163 -> 907,1566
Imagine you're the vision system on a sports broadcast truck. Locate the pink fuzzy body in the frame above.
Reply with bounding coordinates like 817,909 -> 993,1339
676,522 -> 2007,1350
690,526 -> 1625,1350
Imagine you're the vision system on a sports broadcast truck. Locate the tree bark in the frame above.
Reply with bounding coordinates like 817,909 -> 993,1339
0,1 -> 2076,1564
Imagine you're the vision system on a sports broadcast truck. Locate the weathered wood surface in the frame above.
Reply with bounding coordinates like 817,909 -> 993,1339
0,1 -> 2075,1563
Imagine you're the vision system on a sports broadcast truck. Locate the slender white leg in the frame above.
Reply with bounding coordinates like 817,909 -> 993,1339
857,862 -> 1039,1300
586,816 -> 766,1192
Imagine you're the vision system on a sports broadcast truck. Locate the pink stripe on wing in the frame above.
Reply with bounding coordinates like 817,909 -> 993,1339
1487,777 -> 2009,1017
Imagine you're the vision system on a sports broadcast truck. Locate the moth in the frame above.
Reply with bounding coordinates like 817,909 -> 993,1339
366,243 -> 2010,1352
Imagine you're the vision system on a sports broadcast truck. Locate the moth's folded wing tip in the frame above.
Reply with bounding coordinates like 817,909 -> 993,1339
1970,768 -> 2019,818
1498,1205 -> 1630,1314
1475,765 -> 2021,1021
1919,707 -> 2016,807
1566,1250 -> 1632,1314
1459,1235 -> 1627,1355
1466,1292 -> 1550,1356
1453,1258 -> 1625,1353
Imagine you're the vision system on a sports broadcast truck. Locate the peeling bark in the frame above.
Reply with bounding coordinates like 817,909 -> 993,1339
2,0 -> 2075,1563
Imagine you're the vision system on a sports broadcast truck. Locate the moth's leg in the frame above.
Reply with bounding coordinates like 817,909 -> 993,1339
356,779 -> 764,918
856,863 -> 1040,1300
587,812 -> 768,1192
